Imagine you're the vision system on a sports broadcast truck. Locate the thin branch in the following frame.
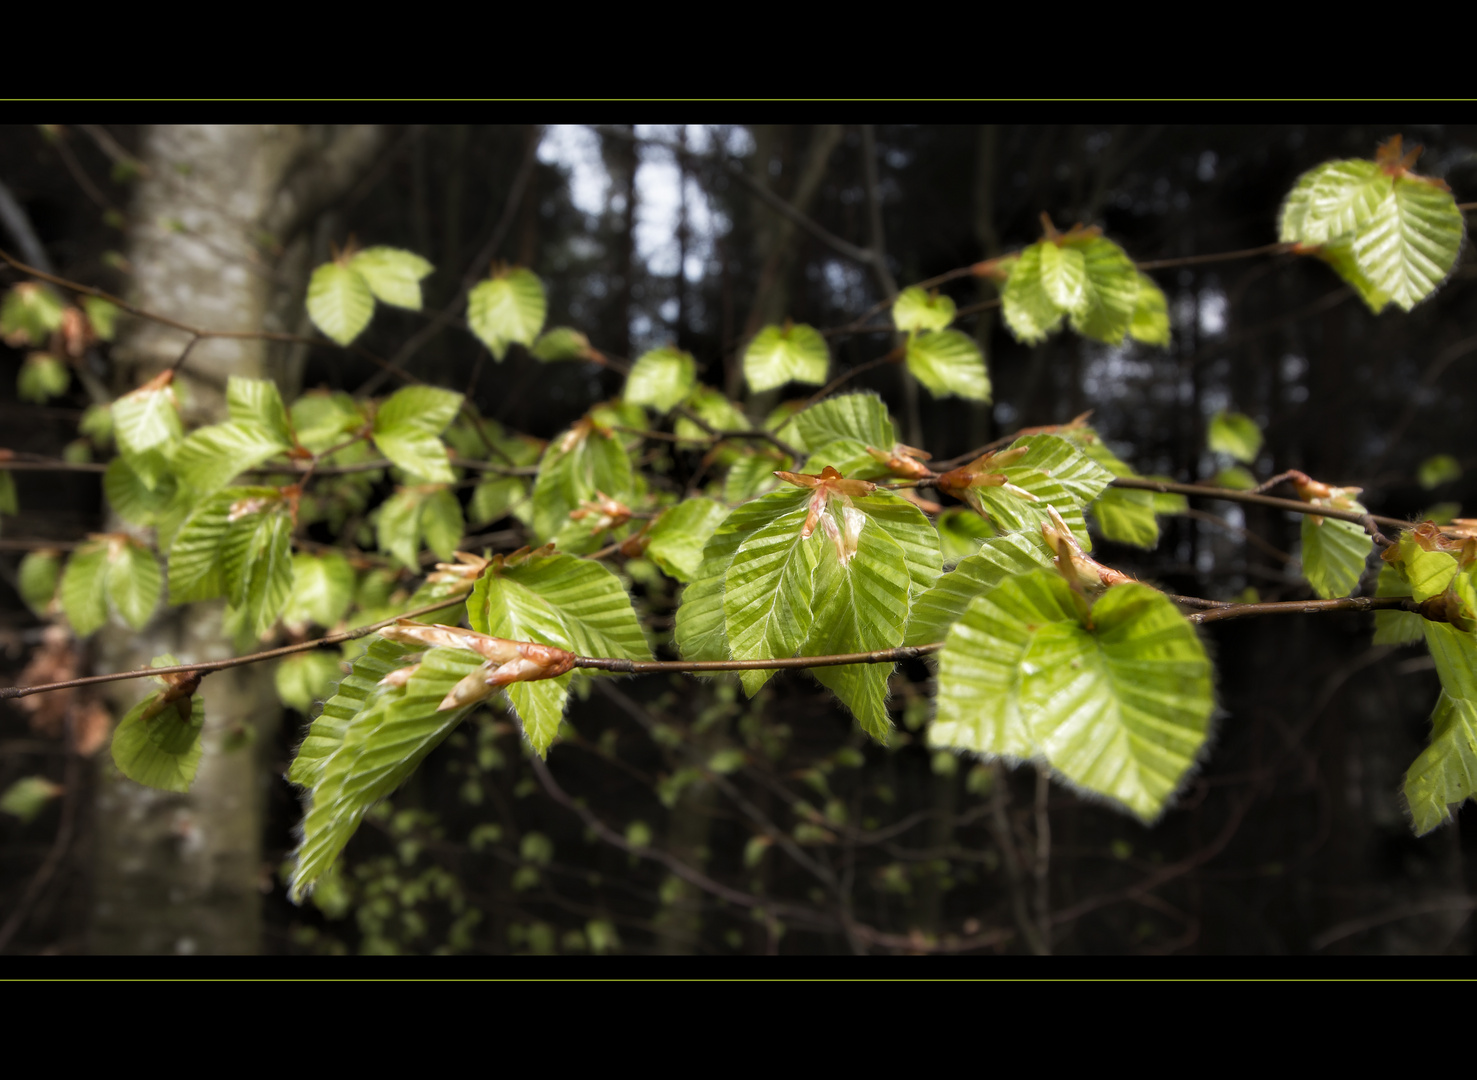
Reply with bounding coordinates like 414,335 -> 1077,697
1110,476 -> 1409,531
671,404 -> 805,462
1187,595 -> 1423,626
804,347 -> 903,406
1135,242 -> 1294,271
574,643 -> 942,676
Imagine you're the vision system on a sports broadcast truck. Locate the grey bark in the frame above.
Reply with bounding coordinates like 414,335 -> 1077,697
90,124 -> 381,955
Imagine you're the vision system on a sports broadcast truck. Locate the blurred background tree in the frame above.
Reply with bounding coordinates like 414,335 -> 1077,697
2,122 -> 1474,956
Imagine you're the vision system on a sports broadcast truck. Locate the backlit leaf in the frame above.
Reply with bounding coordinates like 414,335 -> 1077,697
372,385 -> 462,483
644,498 -> 729,583
1300,515 -> 1372,599
1128,273 -> 1170,346
1207,411 -> 1262,464
625,347 -> 697,413
111,689 -> 205,794
467,268 -> 547,360
348,247 -> 433,310
1404,691 -> 1477,836
1067,235 -> 1139,345
307,262 -> 375,346
60,541 -> 109,636
113,378 -> 183,490
530,421 -> 633,545
1039,242 -> 1088,312
1001,244 -> 1064,344
788,393 -> 894,452
905,531 -> 1055,647
18,550 -> 61,616
281,551 -> 355,630
18,353 -> 70,403
724,504 -> 819,696
106,538 -> 161,630
905,329 -> 991,401
744,322 -> 829,391
275,651 -> 345,715
892,287 -> 956,333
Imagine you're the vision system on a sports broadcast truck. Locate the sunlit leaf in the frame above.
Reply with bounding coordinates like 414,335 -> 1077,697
1067,235 -> 1139,345
18,353 -> 70,403
467,268 -> 547,360
307,262 -> 375,346
82,296 -> 120,341
291,391 -> 366,454
18,550 -> 61,616
111,689 -> 205,794
1038,242 -> 1088,312
892,287 -> 956,333
1404,691 -> 1477,836
1373,563 -> 1424,646
724,503 -> 819,696
372,385 -> 462,484
0,283 -> 65,345
530,421 -> 633,546
744,322 -> 829,392
625,347 -> 697,413
905,329 -> 991,401
1128,273 -> 1170,346
348,247 -> 433,310
112,378 -> 183,490
787,393 -> 894,452
644,498 -> 729,583
905,531 -> 1055,647
275,651 -> 345,715
0,776 -> 62,823
531,326 -> 595,362
173,420 -> 292,495
59,541 -> 110,636
936,508 -> 996,564
420,487 -> 464,561
1300,515 -> 1372,600
281,551 -> 355,630
106,538 -> 161,630
1418,454 -> 1462,490
221,499 -> 295,638
1207,411 -> 1262,464
469,475 -> 528,527
1001,243 -> 1065,345
288,636 -> 414,787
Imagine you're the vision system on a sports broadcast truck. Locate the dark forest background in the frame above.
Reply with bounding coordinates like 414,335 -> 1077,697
2,123 -> 1475,956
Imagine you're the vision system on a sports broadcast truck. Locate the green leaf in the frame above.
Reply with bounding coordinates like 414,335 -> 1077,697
744,323 -> 829,391
1207,411 -> 1263,464
111,689 -> 206,793
530,421 -> 633,546
1001,243 -> 1065,344
724,450 -> 787,503
1351,173 -> 1464,312
1388,533 -> 1458,602
0,469 -> 14,515
112,378 -> 183,490
1279,160 -> 1385,245
469,475 -> 528,527
958,434 -> 1112,549
288,636 -> 414,788
1067,236 -> 1140,345
0,776 -> 62,823
905,330 -> 991,401
168,488 -> 258,603
307,262 -> 375,346
289,645 -> 483,900
18,550 -> 61,616
1089,487 -> 1160,548
853,491 -> 943,599
643,498 -> 729,583
18,353 -> 70,403
79,402 -> 113,446
377,487 -> 426,571
724,504 -> 820,696
934,573 -> 1214,823
1418,454 -> 1462,490
221,500 -> 295,638
82,296 -> 120,341
788,393 -> 894,452
905,531 -> 1055,647
1426,620 -> 1477,701
1300,515 -> 1372,599
1373,563 -> 1424,646
1313,238 -> 1391,314
421,488 -> 464,561
173,420 -> 292,495
531,326 -> 595,362
1038,242 -> 1088,312
291,391 -> 366,454
892,287 -> 956,333
1404,692 -> 1477,836
348,247 -> 433,310
60,541 -> 110,636
1212,466 -> 1257,491
801,520 -> 912,742
106,537 -> 162,630
372,385 -> 462,484
467,268 -> 547,360
936,508 -> 996,563
281,551 -> 355,630
104,456 -> 176,527
625,347 -> 697,413
275,651 -> 345,715
675,490 -> 809,662
1128,273 -> 1170,346
0,283 -> 65,345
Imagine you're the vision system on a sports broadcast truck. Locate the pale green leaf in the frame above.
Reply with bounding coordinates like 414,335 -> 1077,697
530,422 -> 633,545
348,247 -> 433,310
104,456 -> 176,526
1067,236 -> 1139,345
290,645 -> 483,900
802,521 -> 912,742
1425,620 -> 1477,702
0,776 -> 62,823
376,487 -> 424,571
1314,238 -> 1392,314
724,450 -> 787,503
0,283 -> 65,344
788,393 -> 894,452
275,651 -> 345,715
1279,160 -> 1385,245
420,488 -> 464,561
82,296 -> 120,341
744,323 -> 829,392
851,491 -> 943,599
905,531 -> 1054,647
291,391 -> 366,454
18,353 -> 70,403
372,385 -> 462,484
221,503 -> 295,639
106,539 -> 161,630
288,636 -> 414,787
936,508 -> 996,564
111,690 -> 205,794
892,287 -> 956,333
724,505 -> 819,695
60,541 -> 110,636
281,552 -> 355,630
1373,563 -> 1424,646
226,376 -> 293,444
644,498 -> 730,583
625,347 -> 697,413
469,475 -> 528,527
1128,273 -> 1170,346
1089,487 -> 1160,548
1418,454 -> 1462,490
112,379 -> 183,490
1001,243 -> 1065,345
905,329 -> 991,401
1208,411 -> 1263,464
18,550 -> 61,616
1300,514 -> 1372,599
674,385 -> 749,446
531,326 -> 594,362
307,262 -> 375,346
1213,466 -> 1257,491
1404,692 -> 1477,836
467,269 -> 547,360
1019,580 -> 1214,822
1039,242 -> 1088,312
173,421 -> 292,495
1353,175 -> 1465,311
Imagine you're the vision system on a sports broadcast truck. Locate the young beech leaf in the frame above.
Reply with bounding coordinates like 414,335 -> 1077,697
625,347 -> 697,413
371,385 -> 462,484
112,373 -> 183,491
1207,411 -> 1263,464
0,776 -> 63,823
1,283 -> 66,345
932,571 -> 1214,823
744,322 -> 829,392
1373,563 -> 1425,646
59,541 -> 110,637
18,550 -> 62,616
105,537 -> 162,630
307,261 -> 375,346
1128,273 -> 1170,346
1403,691 -> 1477,836
275,651 -> 345,715
892,287 -> 956,333
904,330 -> 991,401
788,393 -> 895,452
467,268 -> 547,360
1001,244 -> 1065,344
530,419 -> 633,545
18,353 -> 70,403
347,247 -> 433,310
643,498 -> 729,583
1301,515 -> 1372,600
1068,235 -> 1139,345
280,551 -> 355,630
111,687 -> 206,794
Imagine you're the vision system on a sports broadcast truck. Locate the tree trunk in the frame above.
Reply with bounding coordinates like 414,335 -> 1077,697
89,124 -> 382,955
